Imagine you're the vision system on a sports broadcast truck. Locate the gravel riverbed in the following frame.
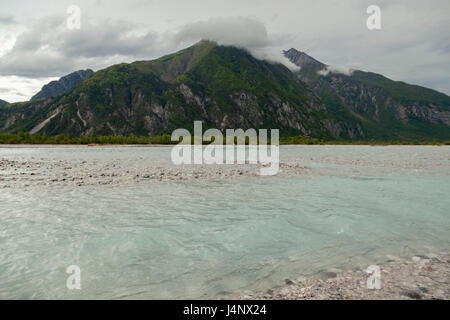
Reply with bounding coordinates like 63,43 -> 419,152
235,253 -> 450,300
0,157 -> 309,188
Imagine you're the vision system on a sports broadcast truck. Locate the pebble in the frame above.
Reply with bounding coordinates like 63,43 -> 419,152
0,155 -> 312,189
234,252 -> 450,300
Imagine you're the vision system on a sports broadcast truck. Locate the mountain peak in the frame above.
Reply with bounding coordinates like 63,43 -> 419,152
31,69 -> 94,101
283,48 -> 326,69
131,40 -> 219,82
0,99 -> 9,107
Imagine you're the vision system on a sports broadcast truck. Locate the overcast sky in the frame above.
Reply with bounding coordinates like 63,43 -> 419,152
0,0 -> 449,102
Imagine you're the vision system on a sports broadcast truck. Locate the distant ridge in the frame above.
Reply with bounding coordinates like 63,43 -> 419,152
284,48 -> 450,140
31,69 -> 94,100
0,99 -> 8,107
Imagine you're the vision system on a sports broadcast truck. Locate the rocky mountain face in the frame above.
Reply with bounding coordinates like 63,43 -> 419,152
0,99 -> 8,107
284,48 -> 450,140
284,48 -> 326,70
31,69 -> 94,101
0,42 -> 449,140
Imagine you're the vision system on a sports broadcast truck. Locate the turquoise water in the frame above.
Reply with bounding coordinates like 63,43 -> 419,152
0,146 -> 449,299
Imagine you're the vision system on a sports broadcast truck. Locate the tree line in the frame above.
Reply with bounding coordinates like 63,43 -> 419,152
0,132 -> 448,145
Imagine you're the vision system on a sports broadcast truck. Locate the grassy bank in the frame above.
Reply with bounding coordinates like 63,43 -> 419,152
0,132 -> 449,145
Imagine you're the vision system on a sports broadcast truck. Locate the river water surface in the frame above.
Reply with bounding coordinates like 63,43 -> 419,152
0,146 -> 449,299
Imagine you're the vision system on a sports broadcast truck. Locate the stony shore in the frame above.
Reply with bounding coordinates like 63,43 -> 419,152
2,144 -> 448,188
235,252 -> 450,300
0,149 -> 311,188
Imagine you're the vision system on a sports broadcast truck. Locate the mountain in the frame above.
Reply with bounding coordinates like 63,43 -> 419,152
0,41 -> 449,140
31,69 -> 94,101
0,99 -> 8,107
0,41 -> 353,137
284,49 -> 450,140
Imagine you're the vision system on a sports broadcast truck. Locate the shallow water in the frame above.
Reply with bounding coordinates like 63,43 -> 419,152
0,146 -> 449,299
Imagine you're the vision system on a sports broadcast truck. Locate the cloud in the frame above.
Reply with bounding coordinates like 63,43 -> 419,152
0,14 -> 16,25
0,15 -> 299,80
1,0 -> 449,102
289,0 -> 450,94
59,21 -> 161,58
173,17 -> 299,70
174,16 -> 270,48
0,76 -> 58,102
0,17 -> 170,78
318,66 -> 355,77
0,15 -> 16,25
